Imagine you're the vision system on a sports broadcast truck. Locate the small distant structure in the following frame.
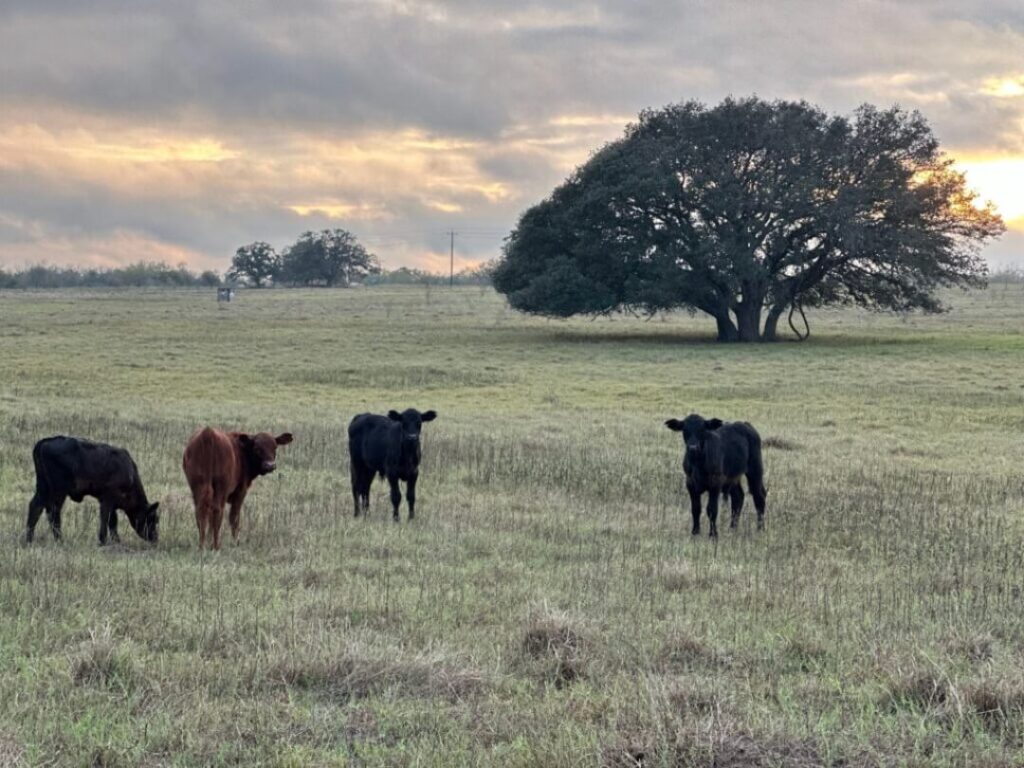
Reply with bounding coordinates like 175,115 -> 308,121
217,287 -> 235,303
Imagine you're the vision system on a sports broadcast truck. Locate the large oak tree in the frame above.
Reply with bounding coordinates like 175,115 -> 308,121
493,98 -> 1004,341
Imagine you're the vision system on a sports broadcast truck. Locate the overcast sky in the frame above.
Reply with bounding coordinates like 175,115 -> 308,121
1,0 -> 1022,272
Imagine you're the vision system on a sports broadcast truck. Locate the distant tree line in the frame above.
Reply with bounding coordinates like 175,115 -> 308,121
365,262 -> 495,286
0,262 -> 221,289
989,265 -> 1024,284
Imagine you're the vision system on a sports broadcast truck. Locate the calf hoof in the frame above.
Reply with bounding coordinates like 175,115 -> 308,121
691,527 -> 700,536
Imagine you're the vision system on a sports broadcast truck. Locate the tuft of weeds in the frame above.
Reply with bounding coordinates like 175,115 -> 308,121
68,625 -> 143,694
522,609 -> 589,689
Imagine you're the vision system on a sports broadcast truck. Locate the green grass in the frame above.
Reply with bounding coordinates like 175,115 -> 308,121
1,284 -> 1023,766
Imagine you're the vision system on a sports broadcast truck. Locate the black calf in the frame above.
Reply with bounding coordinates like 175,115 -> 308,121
26,436 -> 159,545
665,414 -> 767,538
348,409 -> 437,521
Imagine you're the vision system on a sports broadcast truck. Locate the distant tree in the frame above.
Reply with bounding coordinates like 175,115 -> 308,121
228,241 -> 279,287
493,97 -> 1005,341
199,270 -> 221,287
278,229 -> 379,287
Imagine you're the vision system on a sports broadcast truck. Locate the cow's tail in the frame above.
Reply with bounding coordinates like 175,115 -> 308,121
31,439 -> 52,499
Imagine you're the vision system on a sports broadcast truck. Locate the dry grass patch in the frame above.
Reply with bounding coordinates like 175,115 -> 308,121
68,625 -> 143,694
944,631 -> 995,663
522,609 -> 589,689
657,632 -> 724,671
762,436 -> 801,451
0,732 -> 26,768
267,643 -> 489,703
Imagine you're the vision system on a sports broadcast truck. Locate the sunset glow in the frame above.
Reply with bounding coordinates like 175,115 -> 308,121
958,158 -> 1024,223
0,1 -> 1021,271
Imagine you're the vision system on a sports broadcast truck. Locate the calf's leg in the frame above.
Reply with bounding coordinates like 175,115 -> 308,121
728,484 -> 745,528
193,484 -> 212,549
751,482 -> 767,531
387,475 -> 402,522
406,473 -> 417,521
687,484 -> 702,536
107,509 -> 120,543
746,452 -> 767,531
210,494 -> 227,550
361,478 -> 371,515
706,488 -> 720,539
228,487 -> 248,543
98,501 -> 115,545
351,465 -> 362,517
25,493 -> 46,543
47,499 -> 65,542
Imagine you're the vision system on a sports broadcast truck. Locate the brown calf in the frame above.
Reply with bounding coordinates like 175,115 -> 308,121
182,427 -> 294,549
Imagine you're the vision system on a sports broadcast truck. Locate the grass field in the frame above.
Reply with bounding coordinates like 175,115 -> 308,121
1,284 -> 1023,767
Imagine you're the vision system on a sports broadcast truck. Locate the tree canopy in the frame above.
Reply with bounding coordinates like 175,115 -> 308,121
228,241 -> 279,287
278,229 -> 380,287
493,97 -> 1005,341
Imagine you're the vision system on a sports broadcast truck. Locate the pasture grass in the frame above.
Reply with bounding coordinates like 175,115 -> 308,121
1,284 -> 1023,766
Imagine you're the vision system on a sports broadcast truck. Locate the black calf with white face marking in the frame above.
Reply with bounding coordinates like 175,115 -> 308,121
349,409 -> 437,522
665,413 -> 767,538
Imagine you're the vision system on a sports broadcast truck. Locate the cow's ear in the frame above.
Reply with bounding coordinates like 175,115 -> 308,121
148,502 -> 160,517
421,410 -> 437,422
705,418 -> 723,431
664,419 -> 684,432
388,410 -> 402,421
275,432 -> 294,446
237,433 -> 254,451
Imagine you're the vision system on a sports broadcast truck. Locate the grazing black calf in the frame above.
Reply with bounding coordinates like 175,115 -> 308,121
664,414 -> 767,538
348,409 -> 437,521
26,436 -> 160,545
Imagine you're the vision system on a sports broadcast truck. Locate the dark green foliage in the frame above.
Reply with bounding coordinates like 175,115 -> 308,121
277,229 -> 380,287
227,241 -> 280,287
494,97 -> 1005,341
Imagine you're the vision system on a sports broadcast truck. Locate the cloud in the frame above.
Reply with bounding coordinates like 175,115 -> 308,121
0,0 -> 1021,271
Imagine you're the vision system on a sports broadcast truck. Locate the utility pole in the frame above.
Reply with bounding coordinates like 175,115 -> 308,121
448,230 -> 455,287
